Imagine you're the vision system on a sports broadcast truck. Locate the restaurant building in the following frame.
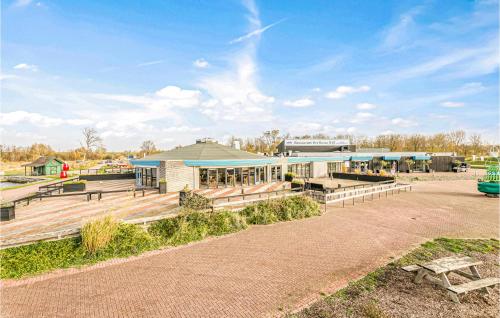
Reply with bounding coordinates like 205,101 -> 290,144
131,138 -> 464,191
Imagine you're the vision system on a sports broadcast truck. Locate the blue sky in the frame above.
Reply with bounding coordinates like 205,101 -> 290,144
1,0 -> 498,151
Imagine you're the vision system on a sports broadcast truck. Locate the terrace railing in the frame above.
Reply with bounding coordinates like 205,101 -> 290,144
307,181 -> 411,205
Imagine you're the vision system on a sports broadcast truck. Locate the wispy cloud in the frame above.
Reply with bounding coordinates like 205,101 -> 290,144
13,0 -> 32,7
229,18 -> 286,44
137,60 -> 165,67
198,0 -> 275,122
325,85 -> 370,99
380,6 -> 424,52
440,101 -> 464,108
283,98 -> 315,108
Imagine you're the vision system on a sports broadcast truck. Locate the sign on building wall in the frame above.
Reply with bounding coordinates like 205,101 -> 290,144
284,139 -> 350,146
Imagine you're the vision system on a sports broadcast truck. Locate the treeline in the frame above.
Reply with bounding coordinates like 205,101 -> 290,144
1,129 -> 495,163
0,144 -> 131,162
230,130 -> 495,156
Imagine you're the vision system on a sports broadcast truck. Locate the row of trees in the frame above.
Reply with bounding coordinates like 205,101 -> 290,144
1,128 -> 496,163
231,130 -> 495,156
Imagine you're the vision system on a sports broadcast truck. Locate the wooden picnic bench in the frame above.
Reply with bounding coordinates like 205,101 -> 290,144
402,256 -> 500,303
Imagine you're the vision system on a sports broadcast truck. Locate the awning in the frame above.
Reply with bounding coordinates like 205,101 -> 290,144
129,160 -> 161,167
412,155 -> 431,160
383,155 -> 401,161
350,156 -> 373,161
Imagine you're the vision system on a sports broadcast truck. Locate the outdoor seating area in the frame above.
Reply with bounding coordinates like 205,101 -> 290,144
403,255 -> 500,303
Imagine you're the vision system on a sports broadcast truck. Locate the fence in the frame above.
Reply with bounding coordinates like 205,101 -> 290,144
72,168 -> 134,175
209,188 -> 303,211
307,182 -> 411,206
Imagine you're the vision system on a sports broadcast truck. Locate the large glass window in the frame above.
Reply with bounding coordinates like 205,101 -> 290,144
200,168 -> 208,188
227,168 -> 235,187
217,168 -> 226,187
235,168 -> 242,186
208,169 -> 217,188
288,163 -> 311,178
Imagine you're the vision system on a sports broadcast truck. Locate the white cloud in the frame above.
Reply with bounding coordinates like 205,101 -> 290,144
440,101 -> 464,108
283,98 -> 315,108
356,103 -> 377,110
350,112 -> 376,124
325,85 -> 370,99
312,87 -> 321,92
391,117 -> 418,127
162,126 -> 202,133
193,58 -> 209,68
94,85 -> 201,109
198,0 -> 275,122
13,63 -> 38,71
0,111 -> 89,127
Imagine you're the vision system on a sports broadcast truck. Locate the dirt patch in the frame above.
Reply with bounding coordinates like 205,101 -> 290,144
290,239 -> 499,318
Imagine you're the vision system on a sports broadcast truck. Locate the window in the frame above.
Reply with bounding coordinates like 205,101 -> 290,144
288,163 -> 311,178
200,168 -> 208,188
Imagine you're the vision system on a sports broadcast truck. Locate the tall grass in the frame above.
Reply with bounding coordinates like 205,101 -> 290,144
81,216 -> 118,254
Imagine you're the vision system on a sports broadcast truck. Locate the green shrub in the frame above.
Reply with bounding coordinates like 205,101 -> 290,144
207,211 -> 248,236
182,192 -> 211,210
0,238 -> 86,279
98,223 -> 159,258
81,216 -> 118,254
148,209 -> 247,245
241,195 -> 321,225
284,172 -> 296,182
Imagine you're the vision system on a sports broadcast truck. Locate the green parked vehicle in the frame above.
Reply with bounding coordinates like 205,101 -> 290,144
477,164 -> 500,197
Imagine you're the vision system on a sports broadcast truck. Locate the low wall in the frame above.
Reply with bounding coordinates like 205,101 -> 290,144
329,172 -> 395,183
79,173 -> 135,181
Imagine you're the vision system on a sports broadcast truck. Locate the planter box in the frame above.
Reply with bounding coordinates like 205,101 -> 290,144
1,205 -> 15,221
179,190 -> 190,206
159,182 -> 167,194
291,182 -> 304,190
63,183 -> 86,193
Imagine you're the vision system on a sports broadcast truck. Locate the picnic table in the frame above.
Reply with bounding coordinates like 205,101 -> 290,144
403,256 -> 500,303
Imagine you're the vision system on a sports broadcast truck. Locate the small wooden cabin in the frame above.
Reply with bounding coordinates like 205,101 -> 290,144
22,156 -> 64,176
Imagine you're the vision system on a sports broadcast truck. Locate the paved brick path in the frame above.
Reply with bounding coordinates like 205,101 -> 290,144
1,180 -> 498,317
0,181 -> 286,243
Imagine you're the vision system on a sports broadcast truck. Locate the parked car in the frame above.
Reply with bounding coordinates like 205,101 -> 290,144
453,163 -> 468,172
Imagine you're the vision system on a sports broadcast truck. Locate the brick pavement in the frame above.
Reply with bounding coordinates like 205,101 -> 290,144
1,180 -> 498,317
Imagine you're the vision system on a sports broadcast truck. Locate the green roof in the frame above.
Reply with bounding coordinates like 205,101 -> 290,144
140,142 -> 266,161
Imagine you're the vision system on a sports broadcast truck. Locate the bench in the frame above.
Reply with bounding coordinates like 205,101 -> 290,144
447,277 -> 500,303
402,265 -> 421,272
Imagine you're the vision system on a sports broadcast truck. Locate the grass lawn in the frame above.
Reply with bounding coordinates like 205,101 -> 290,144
288,238 -> 499,318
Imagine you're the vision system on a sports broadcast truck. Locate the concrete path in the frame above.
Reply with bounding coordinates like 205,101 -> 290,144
1,180 -> 498,317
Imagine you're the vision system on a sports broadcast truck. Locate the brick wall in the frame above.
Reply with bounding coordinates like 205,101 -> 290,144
165,161 -> 195,192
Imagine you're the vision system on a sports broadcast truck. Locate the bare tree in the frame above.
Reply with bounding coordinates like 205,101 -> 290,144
261,130 -> 281,153
469,133 -> 483,155
81,127 -> 103,152
140,140 -> 157,155
448,130 -> 466,154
